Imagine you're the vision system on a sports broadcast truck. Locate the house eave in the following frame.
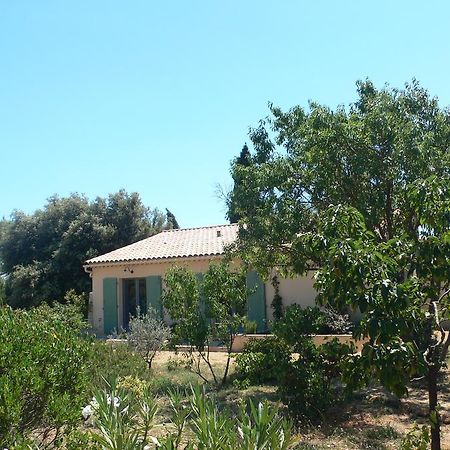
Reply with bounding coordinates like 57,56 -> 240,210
83,254 -> 224,270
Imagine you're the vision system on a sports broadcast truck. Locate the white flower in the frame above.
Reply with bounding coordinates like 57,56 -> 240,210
90,397 -> 99,409
237,426 -> 244,440
82,404 -> 93,420
149,436 -> 160,446
106,394 -> 120,407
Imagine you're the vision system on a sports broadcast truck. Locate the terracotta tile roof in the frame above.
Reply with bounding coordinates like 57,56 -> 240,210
85,224 -> 238,265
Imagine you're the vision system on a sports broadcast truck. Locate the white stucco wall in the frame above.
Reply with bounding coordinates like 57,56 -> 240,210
264,272 -> 318,324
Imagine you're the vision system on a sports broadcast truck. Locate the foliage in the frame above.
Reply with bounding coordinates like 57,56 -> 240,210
297,180 -> 450,447
270,275 -> 284,322
127,309 -> 171,369
202,261 -> 249,385
273,305 -> 325,340
64,288 -> 89,318
0,276 -> 5,306
273,305 -> 352,344
89,341 -> 152,392
163,266 -> 208,350
276,338 -> 334,421
0,190 -> 171,307
227,143 -> 252,223
319,338 -> 356,379
244,318 -> 258,334
321,307 -> 353,334
234,336 -> 291,384
229,81 -> 450,446
89,380 -> 158,450
163,262 -> 249,386
400,424 -> 431,450
165,208 -> 180,229
0,305 -> 92,447
257,307 -> 355,419
229,80 -> 450,272
81,382 -> 296,450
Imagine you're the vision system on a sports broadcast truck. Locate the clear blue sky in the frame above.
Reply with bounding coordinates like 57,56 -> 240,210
1,1 -> 450,227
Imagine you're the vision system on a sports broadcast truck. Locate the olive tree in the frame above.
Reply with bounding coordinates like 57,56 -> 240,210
127,309 -> 171,369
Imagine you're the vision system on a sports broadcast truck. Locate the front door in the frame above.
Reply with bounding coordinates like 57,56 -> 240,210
122,278 -> 146,328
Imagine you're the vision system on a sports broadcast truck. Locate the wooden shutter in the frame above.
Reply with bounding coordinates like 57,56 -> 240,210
146,276 -> 163,319
103,278 -> 118,335
246,271 -> 267,332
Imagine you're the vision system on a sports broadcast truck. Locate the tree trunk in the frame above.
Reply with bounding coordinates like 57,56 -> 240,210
428,365 -> 441,450
221,333 -> 234,386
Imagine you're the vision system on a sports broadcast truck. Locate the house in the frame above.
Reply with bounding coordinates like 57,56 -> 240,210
84,224 -> 318,336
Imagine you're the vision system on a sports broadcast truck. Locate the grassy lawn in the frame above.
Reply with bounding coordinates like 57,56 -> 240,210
89,341 -> 450,449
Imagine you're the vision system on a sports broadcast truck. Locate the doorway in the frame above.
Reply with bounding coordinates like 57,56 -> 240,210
122,278 -> 146,328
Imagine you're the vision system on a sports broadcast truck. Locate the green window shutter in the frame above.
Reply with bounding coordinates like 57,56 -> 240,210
146,276 -> 162,319
195,273 -> 206,317
103,278 -> 118,335
246,270 -> 267,332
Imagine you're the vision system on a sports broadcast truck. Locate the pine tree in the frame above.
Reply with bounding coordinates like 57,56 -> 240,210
227,143 -> 251,223
165,209 -> 180,229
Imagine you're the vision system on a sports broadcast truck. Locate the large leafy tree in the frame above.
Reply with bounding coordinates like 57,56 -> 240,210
0,191 -> 171,307
229,80 -> 450,449
298,178 -> 450,450
230,80 -> 450,272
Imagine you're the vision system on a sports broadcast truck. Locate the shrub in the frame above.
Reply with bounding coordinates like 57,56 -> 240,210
277,338 -> 333,420
321,308 -> 353,334
319,337 -> 355,379
244,318 -> 258,334
273,305 -> 352,344
127,309 -> 171,369
0,305 -> 92,446
63,289 -> 88,318
272,307 -> 356,420
273,305 -> 324,344
270,275 -> 284,321
234,336 -> 291,385
400,424 -> 430,450
89,341 -> 151,391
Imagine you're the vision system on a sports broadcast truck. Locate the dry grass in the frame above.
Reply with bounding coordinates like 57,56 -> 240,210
148,351 -> 450,449
90,345 -> 450,449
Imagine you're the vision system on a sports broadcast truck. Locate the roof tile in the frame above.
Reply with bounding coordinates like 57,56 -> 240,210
85,224 -> 238,265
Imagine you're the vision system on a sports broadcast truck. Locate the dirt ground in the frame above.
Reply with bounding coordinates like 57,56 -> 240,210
150,351 -> 450,449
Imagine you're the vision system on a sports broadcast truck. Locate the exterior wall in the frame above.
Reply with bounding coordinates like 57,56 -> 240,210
89,257 -> 222,335
88,257 -> 319,335
264,272 -> 317,325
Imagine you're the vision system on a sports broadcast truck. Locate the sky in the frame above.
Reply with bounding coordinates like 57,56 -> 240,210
1,1 -> 450,228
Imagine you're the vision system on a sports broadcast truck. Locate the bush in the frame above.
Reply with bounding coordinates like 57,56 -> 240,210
89,341 -> 151,392
271,306 -> 356,420
277,338 -> 333,420
273,305 -> 352,344
244,318 -> 258,334
234,336 -> 291,385
0,305 -> 92,446
319,337 -> 355,379
127,310 -> 171,369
